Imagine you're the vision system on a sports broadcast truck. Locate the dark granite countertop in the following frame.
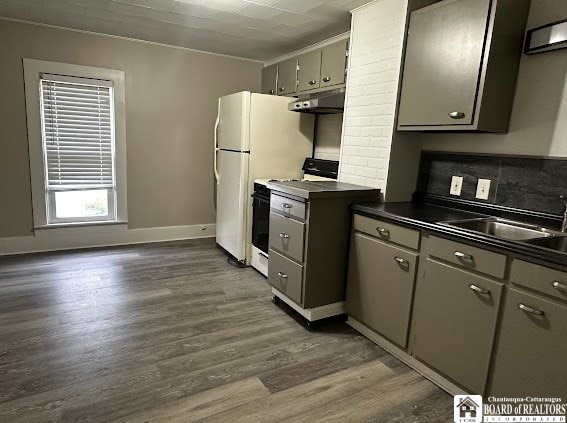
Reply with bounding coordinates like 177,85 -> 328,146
268,180 -> 380,200
353,202 -> 567,269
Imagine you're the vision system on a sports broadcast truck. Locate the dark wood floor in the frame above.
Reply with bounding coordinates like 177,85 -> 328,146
0,239 -> 453,422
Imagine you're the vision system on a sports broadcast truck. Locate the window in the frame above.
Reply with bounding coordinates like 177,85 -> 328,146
40,75 -> 116,223
24,59 -> 127,228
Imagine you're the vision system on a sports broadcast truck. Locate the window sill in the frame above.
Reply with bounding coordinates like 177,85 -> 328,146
34,221 -> 128,237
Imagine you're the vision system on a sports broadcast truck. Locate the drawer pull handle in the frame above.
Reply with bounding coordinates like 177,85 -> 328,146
469,284 -> 490,295
308,79 -> 317,85
449,111 -> 465,119
277,272 -> 288,279
518,303 -> 544,316
552,281 -> 567,291
454,251 -> 473,261
376,227 -> 390,236
282,203 -> 293,209
394,257 -> 409,266
279,233 -> 290,239
323,76 -> 331,82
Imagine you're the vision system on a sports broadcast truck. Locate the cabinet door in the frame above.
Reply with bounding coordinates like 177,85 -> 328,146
320,39 -> 348,88
411,259 -> 503,393
489,288 -> 567,398
297,50 -> 322,92
345,232 -> 418,347
276,58 -> 297,96
398,0 -> 491,126
261,64 -> 277,95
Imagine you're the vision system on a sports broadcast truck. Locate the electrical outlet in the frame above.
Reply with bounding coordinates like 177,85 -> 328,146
476,179 -> 491,200
450,176 -> 463,196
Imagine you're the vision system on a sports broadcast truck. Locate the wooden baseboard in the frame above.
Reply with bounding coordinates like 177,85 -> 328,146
347,317 -> 466,396
0,223 -> 216,256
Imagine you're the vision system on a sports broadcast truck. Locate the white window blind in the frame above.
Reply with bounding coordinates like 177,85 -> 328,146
40,74 -> 115,190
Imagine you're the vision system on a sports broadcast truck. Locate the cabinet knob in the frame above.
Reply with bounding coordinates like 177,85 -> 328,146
282,203 -> 293,209
454,251 -> 473,261
269,89 -> 275,95
394,256 -> 409,267
469,284 -> 490,295
279,87 -> 285,92
376,227 -> 390,237
277,272 -> 288,279
552,281 -> 567,291
449,111 -> 466,119
323,76 -> 331,82
308,79 -> 317,85
279,233 -> 290,239
518,303 -> 544,316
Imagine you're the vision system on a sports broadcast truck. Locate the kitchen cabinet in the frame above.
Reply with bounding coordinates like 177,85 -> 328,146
276,58 -> 297,96
346,231 -> 418,347
320,39 -> 348,89
261,64 -> 277,95
297,50 -> 322,92
411,259 -> 503,393
397,0 -> 530,132
489,288 -> 567,398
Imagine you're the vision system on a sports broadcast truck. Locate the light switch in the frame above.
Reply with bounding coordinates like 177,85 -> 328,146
450,176 -> 463,196
476,179 -> 491,200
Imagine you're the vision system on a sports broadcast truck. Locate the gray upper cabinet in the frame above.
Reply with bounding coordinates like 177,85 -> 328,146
261,64 -> 277,95
411,259 -> 503,393
398,0 -> 530,132
276,58 -> 297,96
320,39 -> 348,89
489,288 -> 567,399
346,232 -> 418,347
298,50 -> 322,92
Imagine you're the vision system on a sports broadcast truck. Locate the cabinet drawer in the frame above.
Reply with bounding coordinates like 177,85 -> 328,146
411,259 -> 503,393
490,288 -> 567,398
271,194 -> 306,221
346,232 -> 418,347
269,212 -> 305,263
353,214 -> 420,250
510,259 -> 567,302
268,249 -> 303,305
428,236 -> 507,279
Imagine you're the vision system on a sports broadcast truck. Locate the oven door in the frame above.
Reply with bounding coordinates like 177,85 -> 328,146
252,193 -> 270,255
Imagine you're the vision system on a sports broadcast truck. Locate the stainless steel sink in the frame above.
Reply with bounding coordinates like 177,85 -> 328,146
524,236 -> 567,253
439,217 -> 557,241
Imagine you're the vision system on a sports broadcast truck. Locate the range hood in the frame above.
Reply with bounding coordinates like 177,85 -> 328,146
288,88 -> 345,114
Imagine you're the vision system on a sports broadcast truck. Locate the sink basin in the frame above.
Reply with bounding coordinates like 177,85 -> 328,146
524,236 -> 567,253
439,217 -> 556,241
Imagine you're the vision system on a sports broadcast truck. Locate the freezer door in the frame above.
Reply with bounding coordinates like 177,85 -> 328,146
216,150 -> 250,262
218,92 -> 250,152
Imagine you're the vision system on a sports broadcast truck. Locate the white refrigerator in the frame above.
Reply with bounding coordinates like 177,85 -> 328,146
214,91 -> 314,264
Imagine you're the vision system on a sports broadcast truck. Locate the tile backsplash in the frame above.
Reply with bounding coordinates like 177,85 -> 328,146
313,113 -> 343,162
418,152 -> 567,216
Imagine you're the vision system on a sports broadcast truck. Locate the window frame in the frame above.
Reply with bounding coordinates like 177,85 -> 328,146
24,59 -> 127,229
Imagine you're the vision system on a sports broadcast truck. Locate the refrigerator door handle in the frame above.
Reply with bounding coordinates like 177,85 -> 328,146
214,115 -> 220,184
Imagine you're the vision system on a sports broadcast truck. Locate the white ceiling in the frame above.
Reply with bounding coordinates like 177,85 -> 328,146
0,0 -> 373,61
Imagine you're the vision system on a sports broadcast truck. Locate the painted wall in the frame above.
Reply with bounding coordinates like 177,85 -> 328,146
420,0 -> 567,157
338,0 -> 409,192
0,19 -> 262,238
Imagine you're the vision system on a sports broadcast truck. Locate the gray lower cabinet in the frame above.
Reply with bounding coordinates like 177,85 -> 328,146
346,232 -> 418,347
489,288 -> 567,398
411,258 -> 503,394
261,64 -> 277,95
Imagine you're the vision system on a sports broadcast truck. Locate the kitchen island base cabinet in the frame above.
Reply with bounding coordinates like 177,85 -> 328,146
489,288 -> 567,399
346,232 -> 418,348
410,259 -> 503,394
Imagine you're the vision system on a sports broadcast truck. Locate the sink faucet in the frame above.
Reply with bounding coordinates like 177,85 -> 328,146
562,196 -> 567,232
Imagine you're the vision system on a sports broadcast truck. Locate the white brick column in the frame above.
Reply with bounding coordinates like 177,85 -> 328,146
339,0 -> 409,193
